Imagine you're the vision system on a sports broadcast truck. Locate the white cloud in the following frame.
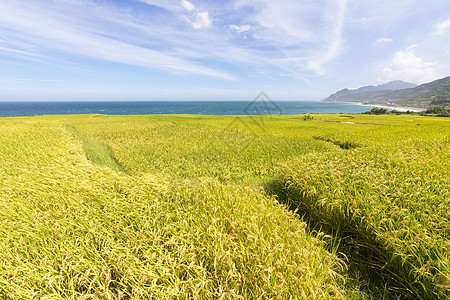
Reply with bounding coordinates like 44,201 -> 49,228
378,46 -> 438,84
432,19 -> 450,36
376,37 -> 393,44
176,0 -> 213,30
191,11 -> 212,29
181,0 -> 196,12
229,24 -> 251,33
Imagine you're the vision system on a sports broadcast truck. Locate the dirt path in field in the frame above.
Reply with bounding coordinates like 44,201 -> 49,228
323,120 -> 389,125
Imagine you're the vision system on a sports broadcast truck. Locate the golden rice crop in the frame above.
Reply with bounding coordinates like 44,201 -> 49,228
1,113 -> 449,299
275,124 -> 450,299
0,117 -> 350,298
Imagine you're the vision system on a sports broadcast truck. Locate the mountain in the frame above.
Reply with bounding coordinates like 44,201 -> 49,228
377,80 -> 419,91
325,77 -> 450,109
327,80 -> 417,100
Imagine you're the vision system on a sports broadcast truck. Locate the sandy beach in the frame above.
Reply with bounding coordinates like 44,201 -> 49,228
356,103 -> 427,112
333,101 -> 427,112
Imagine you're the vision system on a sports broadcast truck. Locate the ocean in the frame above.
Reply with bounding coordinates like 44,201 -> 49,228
0,101 -> 376,117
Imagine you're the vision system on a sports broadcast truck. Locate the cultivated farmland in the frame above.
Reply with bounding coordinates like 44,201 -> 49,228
0,114 -> 448,299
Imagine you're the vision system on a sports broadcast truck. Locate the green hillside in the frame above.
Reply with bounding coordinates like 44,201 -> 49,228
1,114 -> 449,299
326,76 -> 450,109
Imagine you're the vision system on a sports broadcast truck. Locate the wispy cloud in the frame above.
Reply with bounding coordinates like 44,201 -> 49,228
347,0 -> 440,28
432,19 -> 450,36
136,0 -> 181,12
0,0 -> 447,91
0,0 -> 352,81
140,0 -> 212,30
234,0 -> 316,46
376,37 -> 393,44
306,0 -> 348,74
0,46 -> 41,57
229,24 -> 251,33
0,77 -> 62,83
0,1 -> 231,79
231,0 -> 349,74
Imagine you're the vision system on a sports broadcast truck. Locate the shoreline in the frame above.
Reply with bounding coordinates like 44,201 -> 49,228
356,103 -> 426,112
324,100 -> 426,112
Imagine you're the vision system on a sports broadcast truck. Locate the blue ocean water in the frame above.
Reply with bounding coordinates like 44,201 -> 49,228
0,101 -> 375,117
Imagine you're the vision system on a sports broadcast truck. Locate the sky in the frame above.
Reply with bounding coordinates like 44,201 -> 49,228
0,0 -> 449,101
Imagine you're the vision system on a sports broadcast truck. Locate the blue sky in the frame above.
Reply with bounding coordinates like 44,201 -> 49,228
0,0 -> 449,101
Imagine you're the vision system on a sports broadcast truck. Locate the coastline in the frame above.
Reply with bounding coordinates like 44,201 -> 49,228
323,100 -> 426,112
356,102 -> 426,112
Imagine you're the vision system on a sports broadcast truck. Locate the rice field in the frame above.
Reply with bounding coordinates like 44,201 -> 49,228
0,117 -> 349,299
0,113 -> 449,298
272,116 -> 450,299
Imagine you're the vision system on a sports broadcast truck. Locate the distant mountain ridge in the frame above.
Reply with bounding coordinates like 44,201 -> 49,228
327,80 -> 418,100
325,76 -> 450,109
